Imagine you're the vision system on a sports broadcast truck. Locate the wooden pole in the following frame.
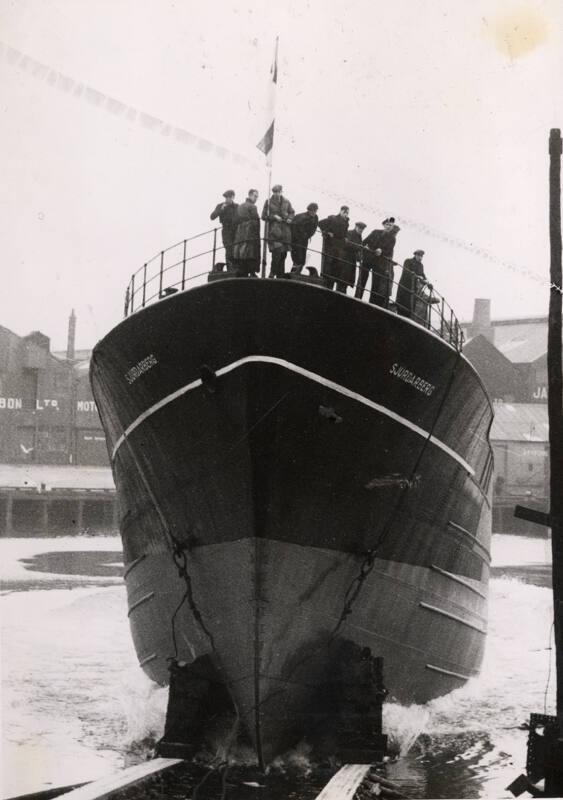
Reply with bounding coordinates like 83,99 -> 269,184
548,129 -> 563,734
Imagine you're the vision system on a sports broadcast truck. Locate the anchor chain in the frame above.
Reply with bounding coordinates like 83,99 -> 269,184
332,548 -> 378,636
169,539 -> 217,659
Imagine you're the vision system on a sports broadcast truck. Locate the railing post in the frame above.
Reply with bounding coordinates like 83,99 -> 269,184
159,251 -> 164,298
212,229 -> 217,270
142,264 -> 147,307
124,282 -> 130,318
182,240 -> 187,289
440,298 -> 445,338
131,273 -> 135,313
449,309 -> 454,345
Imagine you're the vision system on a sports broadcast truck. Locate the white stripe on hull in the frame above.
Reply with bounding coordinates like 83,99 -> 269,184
111,354 -> 475,475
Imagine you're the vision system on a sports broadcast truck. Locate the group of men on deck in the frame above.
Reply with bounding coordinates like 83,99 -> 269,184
210,186 -> 431,318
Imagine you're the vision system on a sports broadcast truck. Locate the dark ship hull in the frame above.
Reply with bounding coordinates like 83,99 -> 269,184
90,277 -> 493,764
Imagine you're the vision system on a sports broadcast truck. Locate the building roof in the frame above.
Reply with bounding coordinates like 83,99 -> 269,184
490,403 -> 549,443
490,321 -> 548,364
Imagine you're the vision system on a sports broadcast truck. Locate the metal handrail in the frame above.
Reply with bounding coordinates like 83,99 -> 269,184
123,229 -> 464,350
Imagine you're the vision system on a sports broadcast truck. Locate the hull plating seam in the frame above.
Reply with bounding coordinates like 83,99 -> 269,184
111,354 -> 475,476
447,520 -> 491,561
127,591 -> 155,616
139,652 -> 158,667
425,663 -> 474,681
419,601 -> 487,634
430,565 -> 488,599
123,554 -> 147,579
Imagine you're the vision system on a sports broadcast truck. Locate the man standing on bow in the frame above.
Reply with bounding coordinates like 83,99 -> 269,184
262,184 -> 295,278
341,221 -> 367,294
290,203 -> 319,273
319,206 -> 350,290
210,190 -> 238,270
396,249 -> 429,318
355,217 -> 400,307
233,189 -> 261,277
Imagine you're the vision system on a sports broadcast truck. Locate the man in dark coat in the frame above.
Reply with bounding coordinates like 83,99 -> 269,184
290,203 -> 319,272
355,217 -> 400,307
232,189 -> 260,277
319,206 -> 350,289
262,184 -> 295,278
341,221 -> 367,294
396,249 -> 429,318
209,190 -> 238,269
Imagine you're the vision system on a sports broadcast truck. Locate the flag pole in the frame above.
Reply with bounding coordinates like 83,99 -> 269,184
258,36 -> 278,278
261,167 -> 272,278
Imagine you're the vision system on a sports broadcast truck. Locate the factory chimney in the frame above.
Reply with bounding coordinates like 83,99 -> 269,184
66,309 -> 76,361
470,298 -> 494,342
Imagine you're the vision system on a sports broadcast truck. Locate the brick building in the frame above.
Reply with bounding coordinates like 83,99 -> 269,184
462,300 -> 554,533
0,313 -> 115,536
0,313 -> 108,467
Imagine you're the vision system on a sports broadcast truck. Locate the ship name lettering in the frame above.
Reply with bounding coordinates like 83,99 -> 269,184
125,354 -> 158,384
389,363 -> 435,396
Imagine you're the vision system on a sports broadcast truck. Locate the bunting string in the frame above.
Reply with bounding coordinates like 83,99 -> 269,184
1,39 -> 550,292
0,40 -> 260,169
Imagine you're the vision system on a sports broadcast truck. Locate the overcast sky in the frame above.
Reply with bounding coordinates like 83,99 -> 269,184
1,0 -> 562,350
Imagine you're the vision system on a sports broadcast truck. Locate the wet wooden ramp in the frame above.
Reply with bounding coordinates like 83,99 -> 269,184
56,759 -> 388,800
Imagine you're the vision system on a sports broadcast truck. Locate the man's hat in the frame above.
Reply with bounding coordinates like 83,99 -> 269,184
340,205 -> 350,212
382,216 -> 395,225
356,221 -> 367,229
307,202 -> 319,212
414,249 -> 425,255
223,190 -> 235,198
272,184 -> 283,192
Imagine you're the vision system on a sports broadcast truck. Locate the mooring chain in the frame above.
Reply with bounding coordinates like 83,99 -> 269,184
332,349 -> 465,639
332,548 -> 378,636
169,539 -> 217,659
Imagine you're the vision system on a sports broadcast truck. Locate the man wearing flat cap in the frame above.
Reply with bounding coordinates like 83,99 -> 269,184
262,184 -> 295,278
210,190 -> 238,269
319,206 -> 350,289
340,221 -> 367,294
290,202 -> 319,273
396,249 -> 430,319
355,217 -> 400,307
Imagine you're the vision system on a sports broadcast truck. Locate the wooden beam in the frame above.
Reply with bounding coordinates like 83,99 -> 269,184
514,504 -> 552,527
314,764 -> 372,799
58,758 -> 183,800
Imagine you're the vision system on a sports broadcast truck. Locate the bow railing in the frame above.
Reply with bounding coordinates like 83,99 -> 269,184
122,228 -> 464,350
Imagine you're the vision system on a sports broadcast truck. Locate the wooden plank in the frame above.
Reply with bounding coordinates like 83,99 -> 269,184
514,504 -> 552,527
60,757 -> 183,800
314,764 -> 372,799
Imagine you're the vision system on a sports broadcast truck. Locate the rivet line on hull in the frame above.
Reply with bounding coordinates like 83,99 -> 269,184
111,355 -> 475,476
419,601 -> 487,634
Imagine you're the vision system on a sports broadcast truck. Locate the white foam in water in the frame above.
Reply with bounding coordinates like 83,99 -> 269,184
0,535 -> 557,798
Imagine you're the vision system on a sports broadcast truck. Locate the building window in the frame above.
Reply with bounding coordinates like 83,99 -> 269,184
36,427 -> 68,454
21,369 -> 38,411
